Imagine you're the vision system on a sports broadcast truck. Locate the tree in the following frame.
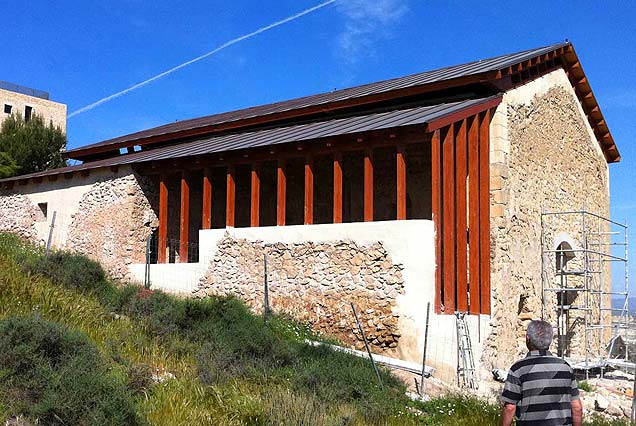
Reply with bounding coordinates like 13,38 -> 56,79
0,151 -> 20,178
0,113 -> 66,177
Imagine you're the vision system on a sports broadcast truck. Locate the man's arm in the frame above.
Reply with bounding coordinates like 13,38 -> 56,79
500,403 -> 516,426
500,366 -> 521,426
569,366 -> 582,426
571,399 -> 582,426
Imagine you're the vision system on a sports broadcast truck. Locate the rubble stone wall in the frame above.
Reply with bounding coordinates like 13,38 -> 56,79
486,69 -> 610,371
66,174 -> 158,280
0,194 -> 40,242
0,168 -> 158,281
194,235 -> 405,353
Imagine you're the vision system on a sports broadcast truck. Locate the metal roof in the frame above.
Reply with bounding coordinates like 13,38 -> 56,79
64,42 -> 568,160
0,95 -> 501,183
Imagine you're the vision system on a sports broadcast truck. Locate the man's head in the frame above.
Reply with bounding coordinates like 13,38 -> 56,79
526,320 -> 553,351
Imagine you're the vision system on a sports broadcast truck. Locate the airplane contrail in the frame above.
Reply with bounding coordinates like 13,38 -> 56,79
68,0 -> 337,119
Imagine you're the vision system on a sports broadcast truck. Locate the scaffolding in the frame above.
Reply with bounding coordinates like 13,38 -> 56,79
541,210 -> 631,376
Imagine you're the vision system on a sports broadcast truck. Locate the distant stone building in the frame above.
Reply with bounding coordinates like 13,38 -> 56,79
0,42 -> 621,387
0,80 -> 67,132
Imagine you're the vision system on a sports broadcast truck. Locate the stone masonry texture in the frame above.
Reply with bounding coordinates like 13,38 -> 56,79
485,85 -> 610,371
194,236 -> 405,353
0,194 -> 40,242
66,174 -> 158,280
0,87 -> 67,132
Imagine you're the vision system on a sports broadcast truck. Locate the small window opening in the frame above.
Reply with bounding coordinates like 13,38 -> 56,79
25,106 -> 33,121
37,203 -> 48,221
3,104 -> 11,114
556,241 -> 575,272
133,145 -> 142,152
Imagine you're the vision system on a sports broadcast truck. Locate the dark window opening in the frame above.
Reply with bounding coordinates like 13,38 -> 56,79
3,104 -> 11,114
25,106 -> 32,121
343,152 -> 364,223
406,143 -> 432,219
285,158 -> 304,226
234,165 -> 252,228
259,161 -> 277,226
210,167 -> 227,229
313,155 -> 333,224
374,147 -> 397,221
37,202 -> 48,221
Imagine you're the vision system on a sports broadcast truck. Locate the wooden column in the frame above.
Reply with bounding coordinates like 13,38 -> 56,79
304,157 -> 314,225
431,130 -> 442,313
277,159 -> 286,226
158,173 -> 168,264
442,125 -> 456,313
396,145 -> 406,220
202,168 -> 212,230
179,171 -> 190,263
333,152 -> 343,223
455,119 -> 468,312
226,165 -> 235,227
467,116 -> 481,315
251,164 -> 260,227
479,110 -> 491,315
364,149 -> 373,222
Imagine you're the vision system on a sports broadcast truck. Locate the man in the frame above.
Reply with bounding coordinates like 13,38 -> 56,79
500,320 -> 583,426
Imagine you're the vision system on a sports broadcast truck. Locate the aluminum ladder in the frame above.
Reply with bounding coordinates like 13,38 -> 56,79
456,312 -> 477,389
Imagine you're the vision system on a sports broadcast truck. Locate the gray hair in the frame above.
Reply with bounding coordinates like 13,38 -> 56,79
526,320 -> 553,350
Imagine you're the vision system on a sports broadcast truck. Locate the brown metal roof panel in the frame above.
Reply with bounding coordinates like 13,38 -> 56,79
63,43 -> 568,159
1,95 -> 501,183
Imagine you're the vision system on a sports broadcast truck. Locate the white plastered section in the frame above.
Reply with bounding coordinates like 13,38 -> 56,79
5,166 -> 132,246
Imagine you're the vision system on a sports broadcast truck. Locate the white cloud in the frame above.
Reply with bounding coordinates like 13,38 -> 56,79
603,89 -> 636,109
335,0 -> 409,64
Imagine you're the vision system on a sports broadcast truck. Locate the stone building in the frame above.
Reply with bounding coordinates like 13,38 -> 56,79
0,42 -> 621,386
0,80 -> 67,132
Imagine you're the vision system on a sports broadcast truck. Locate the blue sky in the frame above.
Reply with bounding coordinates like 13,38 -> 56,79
3,0 -> 635,292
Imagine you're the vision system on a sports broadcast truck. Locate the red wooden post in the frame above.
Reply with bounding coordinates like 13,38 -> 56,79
431,130 -> 442,313
455,119 -> 468,312
202,168 -> 212,230
251,164 -> 260,227
467,115 -> 481,314
179,171 -> 190,263
364,149 -> 373,222
396,145 -> 406,220
158,174 -> 168,264
226,165 -> 235,227
304,157 -> 314,225
479,110 -> 491,315
442,125 -> 456,313
333,152 -> 343,223
277,159 -> 286,226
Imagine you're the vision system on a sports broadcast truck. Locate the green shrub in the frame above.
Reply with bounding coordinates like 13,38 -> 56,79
416,394 -> 500,425
127,364 -> 154,395
20,251 -> 107,291
578,380 -> 594,392
0,314 -> 142,426
293,344 -> 404,408
0,233 -> 422,423
584,416 -> 630,426
123,288 -> 185,337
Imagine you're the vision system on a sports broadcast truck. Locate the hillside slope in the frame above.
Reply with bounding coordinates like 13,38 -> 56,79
0,234 -> 627,426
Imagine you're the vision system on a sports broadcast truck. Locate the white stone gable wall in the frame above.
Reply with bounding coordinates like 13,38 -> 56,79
486,68 -> 611,371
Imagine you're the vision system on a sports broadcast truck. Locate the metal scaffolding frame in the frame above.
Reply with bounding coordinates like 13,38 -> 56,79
541,210 -> 631,376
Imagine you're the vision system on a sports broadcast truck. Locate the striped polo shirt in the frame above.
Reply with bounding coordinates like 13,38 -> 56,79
501,350 -> 580,426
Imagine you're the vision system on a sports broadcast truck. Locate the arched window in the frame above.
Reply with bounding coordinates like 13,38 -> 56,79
555,241 -> 575,272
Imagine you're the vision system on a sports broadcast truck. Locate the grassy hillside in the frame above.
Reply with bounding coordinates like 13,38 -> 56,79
0,234 -> 628,425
